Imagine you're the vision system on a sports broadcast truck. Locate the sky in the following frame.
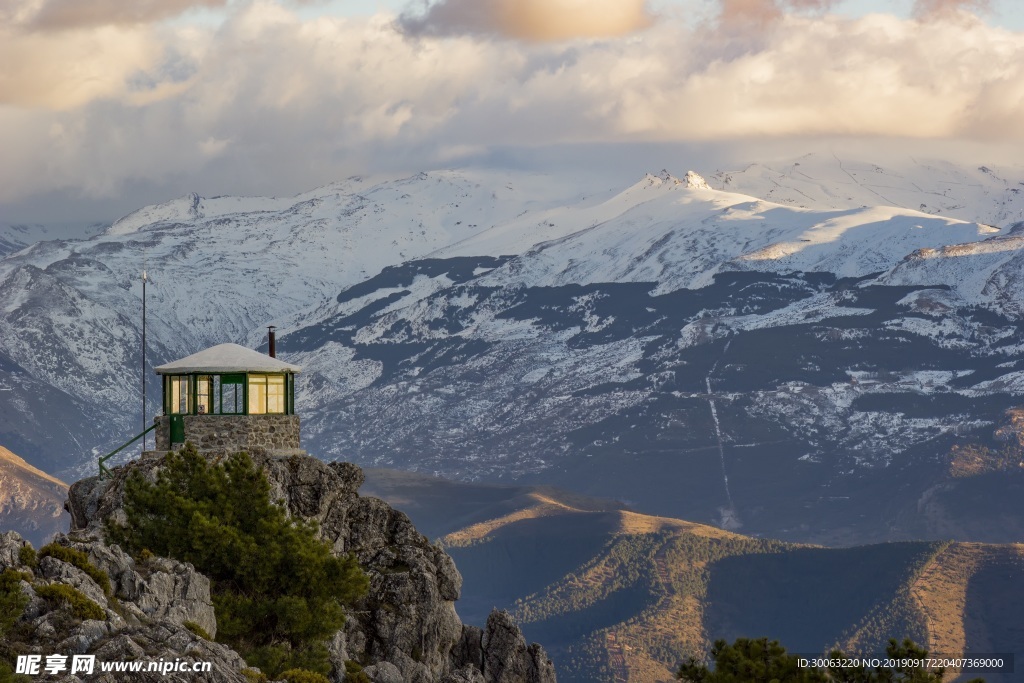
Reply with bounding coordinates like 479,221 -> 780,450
2,0 -> 1023,227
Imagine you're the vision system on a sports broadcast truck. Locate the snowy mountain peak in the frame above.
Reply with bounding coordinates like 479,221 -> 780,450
640,170 -> 672,187
107,191 -> 204,236
642,170 -> 711,190
682,170 -> 711,190
656,169 -> 676,184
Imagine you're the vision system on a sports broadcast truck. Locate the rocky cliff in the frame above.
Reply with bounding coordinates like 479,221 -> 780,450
0,451 -> 556,683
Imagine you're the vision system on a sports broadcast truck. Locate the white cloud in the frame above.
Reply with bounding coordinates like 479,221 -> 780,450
1,1 -> 1022,209
198,136 -> 231,157
26,0 -> 230,29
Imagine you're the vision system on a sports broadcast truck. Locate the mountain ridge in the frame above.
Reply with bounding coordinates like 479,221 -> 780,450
0,444 -> 69,546
711,154 -> 1024,228
1,163 -> 1022,547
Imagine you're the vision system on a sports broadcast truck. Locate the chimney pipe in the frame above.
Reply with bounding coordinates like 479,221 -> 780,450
268,326 -> 277,358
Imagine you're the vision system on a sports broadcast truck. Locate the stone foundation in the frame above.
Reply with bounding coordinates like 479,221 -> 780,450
153,414 -> 301,455
154,417 -> 168,451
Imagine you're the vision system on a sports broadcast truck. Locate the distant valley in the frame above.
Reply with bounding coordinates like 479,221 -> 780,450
363,469 -> 1024,683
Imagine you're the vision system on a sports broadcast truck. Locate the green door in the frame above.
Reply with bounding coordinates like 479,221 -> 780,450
170,414 -> 185,444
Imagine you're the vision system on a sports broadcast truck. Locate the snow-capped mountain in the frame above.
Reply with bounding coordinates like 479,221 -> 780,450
438,170 -> 999,294
2,164 -> 1023,543
711,153 -> 1024,228
0,222 -> 107,258
0,170 -> 592,471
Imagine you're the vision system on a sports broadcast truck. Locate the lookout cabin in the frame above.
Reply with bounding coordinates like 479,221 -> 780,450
150,342 -> 303,456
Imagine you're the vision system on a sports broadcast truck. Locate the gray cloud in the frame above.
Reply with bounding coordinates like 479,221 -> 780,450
1,2 -> 1022,217
717,0 -> 839,28
912,0 -> 992,21
0,23 -> 172,108
27,0 -> 229,29
399,0 -> 654,41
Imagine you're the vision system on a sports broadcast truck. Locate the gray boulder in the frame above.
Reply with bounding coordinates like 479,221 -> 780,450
0,531 -> 246,683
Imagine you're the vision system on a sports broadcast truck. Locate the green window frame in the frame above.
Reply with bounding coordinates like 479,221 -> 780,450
286,375 -> 292,415
196,375 -> 213,414
219,373 -> 246,415
161,371 -> 293,416
247,374 -> 287,415
165,375 -> 191,415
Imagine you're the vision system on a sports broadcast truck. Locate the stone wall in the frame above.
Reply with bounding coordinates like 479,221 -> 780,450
153,414 -> 301,454
155,416 -> 169,450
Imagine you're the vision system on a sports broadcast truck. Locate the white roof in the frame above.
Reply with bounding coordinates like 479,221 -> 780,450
155,343 -> 302,374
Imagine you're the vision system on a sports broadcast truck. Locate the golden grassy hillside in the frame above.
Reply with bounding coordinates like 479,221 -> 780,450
0,444 -> 69,546
363,470 -> 1023,683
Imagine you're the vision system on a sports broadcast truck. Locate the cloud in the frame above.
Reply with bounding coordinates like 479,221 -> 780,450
0,0 -> 44,25
1,2 -> 1023,212
399,0 -> 654,41
0,24 -> 169,108
0,0 -> 217,111
718,0 -> 838,28
27,0 -> 229,30
912,0 -> 992,21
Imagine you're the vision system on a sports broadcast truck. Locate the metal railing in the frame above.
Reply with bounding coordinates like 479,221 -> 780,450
98,424 -> 157,478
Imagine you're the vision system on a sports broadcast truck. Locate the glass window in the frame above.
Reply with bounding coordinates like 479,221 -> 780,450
212,376 -> 221,414
220,374 -> 245,414
267,375 -> 285,414
249,375 -> 267,415
197,376 -> 212,415
168,376 -> 190,414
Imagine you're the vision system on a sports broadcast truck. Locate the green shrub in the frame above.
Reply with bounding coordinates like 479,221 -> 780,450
279,669 -> 330,683
244,643 -> 333,678
240,669 -> 268,683
343,661 -> 371,683
183,620 -> 213,640
107,444 -> 369,678
38,543 -> 111,596
0,659 -> 32,683
17,545 -> 36,570
33,584 -> 105,621
0,569 -> 30,635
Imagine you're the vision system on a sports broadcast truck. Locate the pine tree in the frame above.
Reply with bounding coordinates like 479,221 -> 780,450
107,444 -> 368,676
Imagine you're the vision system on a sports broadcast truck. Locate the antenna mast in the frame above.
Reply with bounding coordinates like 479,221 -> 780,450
142,260 -> 147,451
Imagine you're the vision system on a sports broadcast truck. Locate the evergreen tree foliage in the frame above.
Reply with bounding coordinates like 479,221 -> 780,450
279,669 -> 331,683
107,444 -> 369,676
677,637 -> 986,683
677,638 -> 827,683
0,569 -> 29,636
16,546 -> 36,570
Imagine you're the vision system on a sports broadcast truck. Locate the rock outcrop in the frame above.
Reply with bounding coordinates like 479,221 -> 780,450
2,451 -> 556,683
0,530 -> 248,682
